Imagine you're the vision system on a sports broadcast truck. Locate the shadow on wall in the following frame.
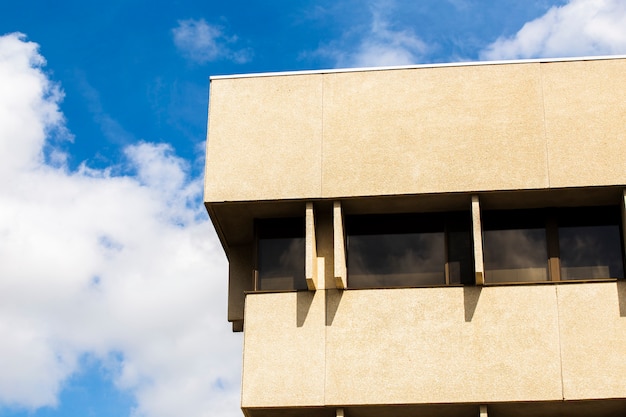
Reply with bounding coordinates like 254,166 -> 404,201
302,285 -> 482,327
294,279 -> 624,330
299,286 -> 482,326
464,286 -> 482,322
617,280 -> 626,317
295,288 -> 345,327
326,289 -> 343,326
297,290 -> 315,327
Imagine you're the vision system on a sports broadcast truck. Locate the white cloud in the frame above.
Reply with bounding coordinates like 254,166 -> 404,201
310,8 -> 428,68
172,19 -> 252,64
481,0 -> 626,60
0,32 -> 242,417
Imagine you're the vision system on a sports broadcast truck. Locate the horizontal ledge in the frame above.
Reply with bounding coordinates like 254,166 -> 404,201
243,279 -> 620,295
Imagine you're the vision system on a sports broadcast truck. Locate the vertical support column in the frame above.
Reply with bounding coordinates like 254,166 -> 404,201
228,244 -> 254,332
479,405 -> 488,417
306,202 -> 317,290
334,201 -> 347,289
546,215 -> 561,281
472,195 -> 485,285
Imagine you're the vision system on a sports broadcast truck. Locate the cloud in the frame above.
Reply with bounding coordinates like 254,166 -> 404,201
308,6 -> 429,68
0,32 -> 242,417
172,19 -> 252,64
481,0 -> 626,60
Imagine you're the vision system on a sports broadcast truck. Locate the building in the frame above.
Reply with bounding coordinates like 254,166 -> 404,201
203,56 -> 626,417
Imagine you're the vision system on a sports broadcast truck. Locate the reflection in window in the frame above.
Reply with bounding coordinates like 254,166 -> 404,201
483,209 -> 548,283
484,228 -> 548,282
256,218 -> 306,291
558,207 -> 624,280
346,212 -> 473,288
349,232 -> 445,287
483,206 -> 624,283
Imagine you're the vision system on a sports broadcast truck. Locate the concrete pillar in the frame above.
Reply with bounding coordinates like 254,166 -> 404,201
472,195 -> 485,285
306,202 -> 317,290
333,201 -> 347,289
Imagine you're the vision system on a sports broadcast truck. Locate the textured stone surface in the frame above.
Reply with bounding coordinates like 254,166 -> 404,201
242,292 -> 326,407
205,59 -> 626,205
324,286 -> 562,405
558,281 -> 626,400
205,74 -> 323,202
240,285 -> 596,408
542,60 -> 626,188
320,63 -> 548,198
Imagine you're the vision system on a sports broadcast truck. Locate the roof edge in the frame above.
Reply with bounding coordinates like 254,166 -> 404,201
209,54 -> 626,80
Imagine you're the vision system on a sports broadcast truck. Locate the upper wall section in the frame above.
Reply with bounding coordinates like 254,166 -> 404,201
206,74 -> 324,201
205,58 -> 626,203
321,63 -> 547,197
542,60 -> 626,188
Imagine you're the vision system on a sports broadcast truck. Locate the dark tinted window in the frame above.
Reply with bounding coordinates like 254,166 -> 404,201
558,207 -> 624,279
346,212 -> 473,288
256,218 -> 306,291
483,206 -> 624,283
483,209 -> 548,283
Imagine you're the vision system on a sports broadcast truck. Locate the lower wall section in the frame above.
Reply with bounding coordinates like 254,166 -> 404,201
242,291 -> 326,407
242,282 -> 626,409
324,286 -> 562,405
558,281 -> 626,399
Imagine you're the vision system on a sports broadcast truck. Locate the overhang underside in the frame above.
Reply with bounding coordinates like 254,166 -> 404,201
243,399 -> 626,417
207,185 -> 625,257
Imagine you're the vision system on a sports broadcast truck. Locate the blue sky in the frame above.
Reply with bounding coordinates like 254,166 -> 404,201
0,1 -> 625,416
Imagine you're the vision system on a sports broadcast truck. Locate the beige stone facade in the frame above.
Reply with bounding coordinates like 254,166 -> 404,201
204,57 -> 626,416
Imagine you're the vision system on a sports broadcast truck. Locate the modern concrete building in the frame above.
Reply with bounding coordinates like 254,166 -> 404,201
204,56 -> 626,417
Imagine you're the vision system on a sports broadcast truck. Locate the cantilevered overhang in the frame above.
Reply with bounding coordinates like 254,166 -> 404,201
204,55 -> 626,255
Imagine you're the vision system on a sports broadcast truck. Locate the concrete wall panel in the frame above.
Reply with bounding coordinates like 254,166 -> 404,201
205,59 -> 626,207
240,286 -> 570,408
542,60 -> 626,188
205,75 -> 323,202
242,292 -> 326,407
558,282 -> 626,400
240,283 -> 626,409
324,286 -> 562,405
320,64 -> 549,197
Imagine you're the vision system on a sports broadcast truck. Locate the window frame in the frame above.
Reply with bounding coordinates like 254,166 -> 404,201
344,211 -> 475,289
253,217 -> 307,292
481,206 -> 625,284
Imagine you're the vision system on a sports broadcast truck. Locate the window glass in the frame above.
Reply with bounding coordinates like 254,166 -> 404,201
346,212 -> 473,288
558,207 -> 624,280
484,229 -> 548,282
483,206 -> 624,283
256,218 -> 306,291
448,229 -> 474,285
349,232 -> 445,287
483,209 -> 548,283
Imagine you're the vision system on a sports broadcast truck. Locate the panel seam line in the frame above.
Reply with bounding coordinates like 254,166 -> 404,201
556,285 -> 565,400
320,75 -> 325,197
539,63 -> 551,188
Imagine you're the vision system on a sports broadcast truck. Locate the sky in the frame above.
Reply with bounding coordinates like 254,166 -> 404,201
0,0 -> 625,416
